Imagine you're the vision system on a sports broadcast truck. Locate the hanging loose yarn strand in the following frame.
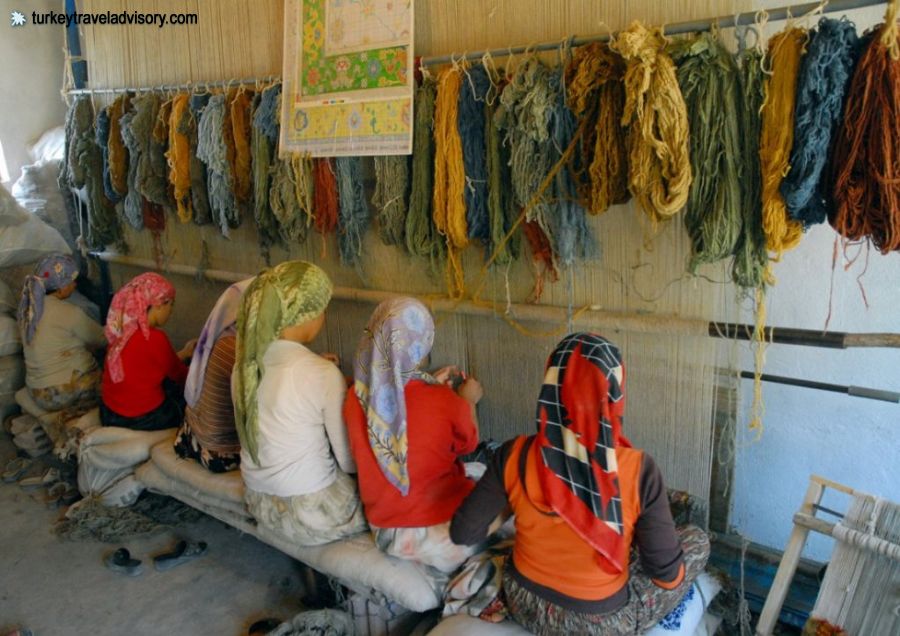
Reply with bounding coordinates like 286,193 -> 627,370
565,42 -> 629,214
406,78 -> 446,270
781,18 -> 859,227
372,155 -> 409,247
671,32 -> 744,271
831,1 -> 900,253
612,22 -> 692,225
759,28 -> 806,257
335,156 -> 370,267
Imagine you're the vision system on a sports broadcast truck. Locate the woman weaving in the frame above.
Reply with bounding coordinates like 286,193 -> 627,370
450,333 -> 709,635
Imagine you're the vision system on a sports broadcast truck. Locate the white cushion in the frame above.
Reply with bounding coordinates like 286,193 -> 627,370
429,616 -> 531,635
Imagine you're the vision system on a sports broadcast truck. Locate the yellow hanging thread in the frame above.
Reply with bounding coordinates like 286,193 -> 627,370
107,95 -> 131,197
231,89 -> 253,207
167,94 -> 193,223
611,22 -> 692,224
565,42 -> 629,215
760,28 -> 806,258
433,66 -> 469,298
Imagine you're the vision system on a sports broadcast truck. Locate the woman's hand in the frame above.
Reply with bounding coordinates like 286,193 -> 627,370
178,338 -> 199,361
432,365 -> 459,385
320,352 -> 340,366
457,377 -> 484,404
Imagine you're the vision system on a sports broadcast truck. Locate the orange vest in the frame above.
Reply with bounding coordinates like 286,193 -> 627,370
504,435 -> 644,601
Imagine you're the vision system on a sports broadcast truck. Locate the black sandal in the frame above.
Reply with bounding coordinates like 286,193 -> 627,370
153,539 -> 208,571
104,548 -> 143,577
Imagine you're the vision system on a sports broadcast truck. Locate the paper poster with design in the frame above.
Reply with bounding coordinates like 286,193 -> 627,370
280,0 -> 414,157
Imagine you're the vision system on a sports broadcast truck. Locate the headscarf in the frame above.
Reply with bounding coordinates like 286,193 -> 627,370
17,254 -> 79,345
534,333 -> 632,573
184,278 -> 254,408
234,261 -> 333,464
353,297 -> 437,495
104,272 -> 176,384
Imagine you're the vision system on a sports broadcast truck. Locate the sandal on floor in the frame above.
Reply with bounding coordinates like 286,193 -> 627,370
18,467 -> 60,490
248,618 -> 282,635
2,457 -> 33,483
43,482 -> 69,508
104,547 -> 144,576
153,539 -> 208,571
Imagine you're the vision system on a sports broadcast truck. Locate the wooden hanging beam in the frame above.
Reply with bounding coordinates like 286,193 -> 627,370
91,252 -> 900,351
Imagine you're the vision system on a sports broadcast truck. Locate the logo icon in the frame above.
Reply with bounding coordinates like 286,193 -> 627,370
10,10 -> 26,27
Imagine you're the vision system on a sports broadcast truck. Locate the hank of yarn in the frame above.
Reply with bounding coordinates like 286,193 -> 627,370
759,28 -> 806,257
611,21 -> 692,224
120,103 -> 148,231
251,85 -> 281,250
372,155 -> 408,247
167,94 -> 193,223
230,89 -> 254,208
671,32 -> 743,271
313,158 -> 339,235
95,108 -> 121,204
142,95 -> 172,208
335,156 -> 370,267
457,65 -> 491,242
187,93 -> 212,225
782,18 -> 859,227
486,74 -> 520,266
197,94 -> 239,238
433,66 -> 469,250
107,94 -> 131,197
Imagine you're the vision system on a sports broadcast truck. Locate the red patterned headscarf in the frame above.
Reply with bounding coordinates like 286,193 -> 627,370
535,333 -> 631,573
104,272 -> 175,383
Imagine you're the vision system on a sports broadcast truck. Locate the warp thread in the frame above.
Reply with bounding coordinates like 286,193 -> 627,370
671,32 -> 743,271
732,47 -> 770,291
197,94 -> 239,237
335,156 -> 370,267
486,74 -> 520,266
95,109 -> 121,204
406,78 -> 446,270
433,66 -> 469,296
167,93 -> 193,223
313,158 -> 339,235
782,18 -> 859,227
143,95 -> 172,208
372,155 -> 408,247
759,28 -> 806,257
251,84 -> 281,251
565,42 -> 629,214
547,67 -> 598,268
106,94 -> 131,197
187,93 -> 212,225
457,65 -> 491,242
612,21 -> 692,224
831,11 -> 900,253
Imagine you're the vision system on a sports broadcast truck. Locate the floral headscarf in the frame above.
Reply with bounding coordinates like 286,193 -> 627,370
353,297 -> 437,495
104,272 -> 176,383
184,278 -> 253,408
535,333 -> 632,573
17,254 -> 79,345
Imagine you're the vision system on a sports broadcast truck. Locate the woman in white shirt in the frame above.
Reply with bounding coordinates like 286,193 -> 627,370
233,260 -> 366,546
17,254 -> 105,417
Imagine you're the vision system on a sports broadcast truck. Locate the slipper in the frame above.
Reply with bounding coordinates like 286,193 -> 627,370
153,539 -> 208,571
248,618 -> 282,635
44,482 -> 69,508
19,467 -> 60,490
104,547 -> 143,577
2,457 -> 33,483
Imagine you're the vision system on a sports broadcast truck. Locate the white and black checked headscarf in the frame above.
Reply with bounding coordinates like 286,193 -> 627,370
534,333 -> 631,572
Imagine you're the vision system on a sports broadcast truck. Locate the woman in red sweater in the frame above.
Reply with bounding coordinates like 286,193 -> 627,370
450,333 -> 709,635
100,273 -> 196,431
343,297 -> 484,573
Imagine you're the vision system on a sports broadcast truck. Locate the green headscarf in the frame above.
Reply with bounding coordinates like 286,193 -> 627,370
234,260 -> 333,463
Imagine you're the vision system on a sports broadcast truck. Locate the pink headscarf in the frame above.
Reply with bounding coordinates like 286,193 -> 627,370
104,272 -> 176,383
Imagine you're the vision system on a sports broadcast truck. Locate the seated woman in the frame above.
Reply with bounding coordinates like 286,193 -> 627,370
450,333 -> 710,636
174,278 -> 253,473
100,273 -> 196,431
235,261 -> 366,546
17,254 -> 105,417
343,297 -> 484,573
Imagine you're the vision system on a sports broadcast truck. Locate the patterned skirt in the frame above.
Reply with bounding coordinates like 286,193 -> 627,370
29,367 -> 102,421
174,419 -> 241,473
504,525 -> 710,636
245,469 -> 369,546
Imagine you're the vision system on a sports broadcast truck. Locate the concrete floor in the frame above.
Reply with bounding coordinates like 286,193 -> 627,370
0,436 -> 308,636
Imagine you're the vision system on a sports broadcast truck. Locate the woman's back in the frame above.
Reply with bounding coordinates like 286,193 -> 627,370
24,295 -> 102,389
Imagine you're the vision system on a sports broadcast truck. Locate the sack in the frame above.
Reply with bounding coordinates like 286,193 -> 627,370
0,315 -> 22,356
28,127 -> 65,164
0,355 -> 25,393
0,280 -> 16,315
11,160 -> 76,251
0,186 -> 70,267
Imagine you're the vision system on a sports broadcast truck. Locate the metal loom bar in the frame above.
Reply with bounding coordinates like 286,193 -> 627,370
91,251 -> 900,351
738,371 -> 900,403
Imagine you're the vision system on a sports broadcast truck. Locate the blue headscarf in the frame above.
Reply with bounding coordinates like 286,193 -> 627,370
17,254 -> 79,345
